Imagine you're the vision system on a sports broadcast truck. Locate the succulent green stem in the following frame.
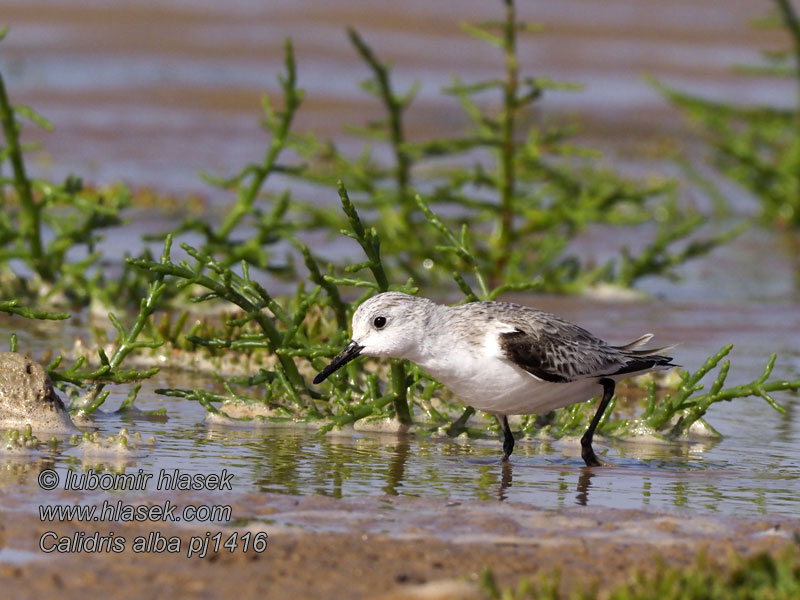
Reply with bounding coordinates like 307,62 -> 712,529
0,72 -> 50,280
496,0 -> 519,279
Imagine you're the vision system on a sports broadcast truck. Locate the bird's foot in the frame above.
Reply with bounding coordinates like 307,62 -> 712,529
582,454 -> 614,468
580,440 -> 613,467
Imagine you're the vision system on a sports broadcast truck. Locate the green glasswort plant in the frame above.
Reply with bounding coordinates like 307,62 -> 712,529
480,539 -> 800,599
2,3 -> 796,446
129,189 -> 428,428
54,241 -> 173,416
522,344 -> 797,443
0,26 -> 165,415
0,299 -> 69,321
655,0 -> 800,227
0,27 -> 134,305
292,0 -> 738,295
4,302 -> 162,417
152,38 -> 304,276
129,182 -> 798,446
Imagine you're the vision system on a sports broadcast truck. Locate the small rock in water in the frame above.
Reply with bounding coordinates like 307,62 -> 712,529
0,352 -> 75,433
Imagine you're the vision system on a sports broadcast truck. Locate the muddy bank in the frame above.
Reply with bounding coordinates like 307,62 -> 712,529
1,491 -> 797,599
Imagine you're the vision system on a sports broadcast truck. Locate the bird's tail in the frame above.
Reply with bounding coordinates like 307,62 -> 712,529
614,333 -> 653,351
614,333 -> 678,358
609,333 -> 679,376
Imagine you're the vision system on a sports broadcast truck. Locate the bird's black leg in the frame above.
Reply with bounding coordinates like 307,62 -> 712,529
500,415 -> 515,461
581,378 -> 615,467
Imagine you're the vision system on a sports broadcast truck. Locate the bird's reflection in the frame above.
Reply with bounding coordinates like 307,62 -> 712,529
382,437 -> 411,496
575,468 -> 595,505
497,460 -> 513,501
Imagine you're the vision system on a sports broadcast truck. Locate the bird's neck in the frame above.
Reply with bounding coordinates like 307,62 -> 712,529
400,304 -> 456,374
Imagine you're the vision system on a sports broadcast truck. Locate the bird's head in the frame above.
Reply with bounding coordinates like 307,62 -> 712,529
313,292 -> 433,384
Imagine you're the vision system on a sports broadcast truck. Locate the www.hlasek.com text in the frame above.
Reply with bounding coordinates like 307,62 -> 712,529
40,499 -> 232,523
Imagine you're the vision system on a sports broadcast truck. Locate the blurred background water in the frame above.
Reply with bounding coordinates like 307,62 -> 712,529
1,0 -> 792,193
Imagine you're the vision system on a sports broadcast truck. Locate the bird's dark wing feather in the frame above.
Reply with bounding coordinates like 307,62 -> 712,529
499,329 -> 569,382
463,301 -> 674,382
499,327 -> 625,382
498,321 -> 674,382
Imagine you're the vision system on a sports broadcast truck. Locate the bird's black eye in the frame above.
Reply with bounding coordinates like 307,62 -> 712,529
373,316 -> 387,329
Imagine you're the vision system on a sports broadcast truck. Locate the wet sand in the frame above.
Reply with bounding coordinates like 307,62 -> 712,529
1,491 -> 797,599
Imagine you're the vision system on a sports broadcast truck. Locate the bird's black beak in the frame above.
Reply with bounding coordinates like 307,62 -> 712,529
313,340 -> 364,384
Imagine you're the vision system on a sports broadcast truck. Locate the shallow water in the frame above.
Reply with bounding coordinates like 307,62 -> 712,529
0,0 -> 799,530
1,288 -> 798,520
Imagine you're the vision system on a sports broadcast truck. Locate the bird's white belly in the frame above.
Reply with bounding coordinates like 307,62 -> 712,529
420,351 -> 602,416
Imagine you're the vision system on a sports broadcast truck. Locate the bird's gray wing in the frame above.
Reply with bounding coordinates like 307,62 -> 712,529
461,302 -> 673,382
498,323 -> 625,383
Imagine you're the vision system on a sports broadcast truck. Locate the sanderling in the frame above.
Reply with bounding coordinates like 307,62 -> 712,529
314,292 -> 675,466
